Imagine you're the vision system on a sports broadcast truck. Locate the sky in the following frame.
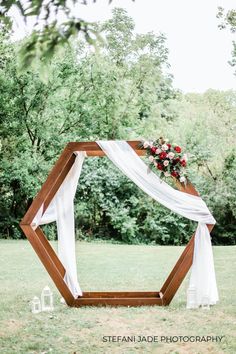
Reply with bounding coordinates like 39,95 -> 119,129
10,0 -> 236,93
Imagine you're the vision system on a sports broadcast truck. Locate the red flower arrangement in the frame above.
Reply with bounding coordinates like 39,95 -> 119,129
141,137 -> 188,183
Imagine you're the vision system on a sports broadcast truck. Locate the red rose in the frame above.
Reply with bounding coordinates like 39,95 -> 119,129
151,146 -> 157,154
174,146 -> 181,153
171,170 -> 179,178
159,151 -> 167,160
157,163 -> 163,170
181,160 -> 187,167
173,157 -> 180,165
167,143 -> 171,149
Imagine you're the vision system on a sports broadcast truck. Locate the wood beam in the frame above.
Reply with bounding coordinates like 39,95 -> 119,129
20,225 -> 74,306
74,296 -> 163,307
35,227 -> 65,277
20,146 -> 74,226
81,291 -> 160,298
67,141 -> 145,156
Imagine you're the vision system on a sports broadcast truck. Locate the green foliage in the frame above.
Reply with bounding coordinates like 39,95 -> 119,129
0,9 -> 235,245
0,0 -> 104,72
217,7 -> 236,75
208,151 -> 236,245
217,7 -> 236,33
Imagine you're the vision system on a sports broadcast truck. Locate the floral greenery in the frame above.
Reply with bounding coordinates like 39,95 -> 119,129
141,137 -> 188,183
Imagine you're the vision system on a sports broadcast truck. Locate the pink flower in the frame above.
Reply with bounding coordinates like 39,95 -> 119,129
149,155 -> 154,162
161,144 -> 169,151
168,152 -> 175,159
156,148 -> 162,154
163,160 -> 169,166
143,141 -> 150,148
164,171 -> 171,177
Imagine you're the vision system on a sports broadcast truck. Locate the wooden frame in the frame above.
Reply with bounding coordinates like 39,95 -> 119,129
20,141 -> 214,307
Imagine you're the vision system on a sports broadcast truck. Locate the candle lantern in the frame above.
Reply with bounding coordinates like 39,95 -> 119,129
41,286 -> 54,311
31,296 -> 41,314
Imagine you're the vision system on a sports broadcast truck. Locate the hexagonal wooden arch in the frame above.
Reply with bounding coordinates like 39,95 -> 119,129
20,141 -> 214,307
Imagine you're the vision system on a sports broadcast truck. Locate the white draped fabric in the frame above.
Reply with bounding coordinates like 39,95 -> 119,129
32,141 -> 218,308
32,152 -> 86,297
97,141 -> 218,308
97,141 -> 216,224
188,223 -> 219,307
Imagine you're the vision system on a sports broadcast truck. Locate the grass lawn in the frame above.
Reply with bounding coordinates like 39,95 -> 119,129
0,240 -> 235,354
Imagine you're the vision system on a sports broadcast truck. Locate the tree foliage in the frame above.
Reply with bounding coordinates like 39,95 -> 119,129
0,9 -> 235,245
0,0 -> 109,71
217,7 -> 236,75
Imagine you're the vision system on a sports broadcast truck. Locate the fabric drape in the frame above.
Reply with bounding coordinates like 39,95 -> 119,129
188,223 -> 219,306
97,141 -> 218,307
32,152 -> 86,297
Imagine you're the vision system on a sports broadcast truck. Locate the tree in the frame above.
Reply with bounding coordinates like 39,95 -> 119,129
1,8 -> 235,245
0,8 -> 175,240
0,1 -> 135,72
217,7 -> 236,75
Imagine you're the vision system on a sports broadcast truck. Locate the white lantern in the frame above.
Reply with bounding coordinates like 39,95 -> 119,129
31,296 -> 41,314
186,286 -> 197,309
41,286 -> 54,311
201,295 -> 210,310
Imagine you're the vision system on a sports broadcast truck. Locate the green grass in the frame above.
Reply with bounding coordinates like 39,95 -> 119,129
0,240 -> 235,354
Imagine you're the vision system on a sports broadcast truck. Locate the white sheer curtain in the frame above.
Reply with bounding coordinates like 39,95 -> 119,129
32,152 -> 86,297
188,223 -> 219,307
97,141 -> 218,307
32,141 -> 219,307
